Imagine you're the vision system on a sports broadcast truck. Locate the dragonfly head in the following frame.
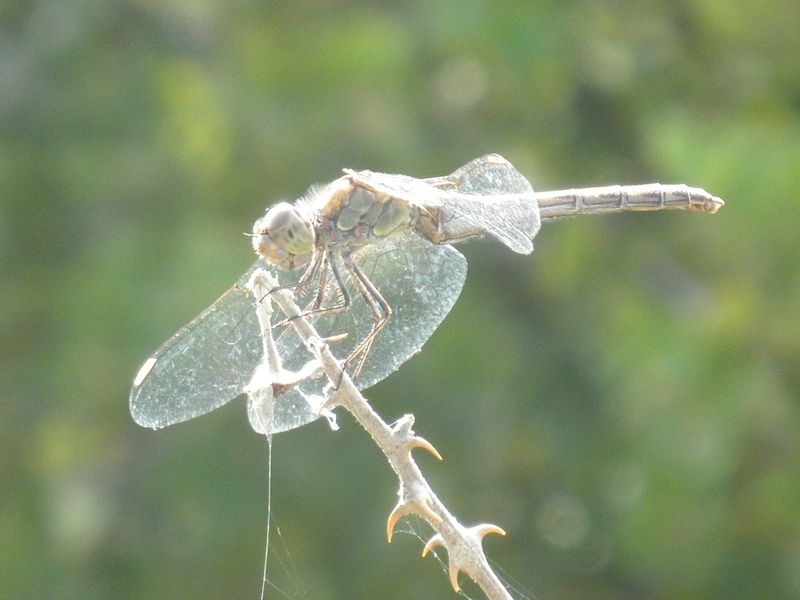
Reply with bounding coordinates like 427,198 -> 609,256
252,202 -> 315,270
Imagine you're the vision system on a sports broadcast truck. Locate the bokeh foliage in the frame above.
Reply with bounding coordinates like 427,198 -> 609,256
2,1 -> 798,598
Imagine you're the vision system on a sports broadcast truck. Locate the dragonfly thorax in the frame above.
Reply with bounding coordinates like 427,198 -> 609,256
316,179 -> 418,252
252,202 -> 315,270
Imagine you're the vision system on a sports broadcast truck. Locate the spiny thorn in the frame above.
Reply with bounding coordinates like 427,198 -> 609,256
421,533 -> 444,557
418,499 -> 442,526
422,534 -> 461,592
474,523 -> 507,540
449,563 -> 462,593
386,503 -> 409,543
409,436 -> 443,461
387,498 -> 442,543
315,393 -> 336,415
315,380 -> 345,415
391,414 -> 415,435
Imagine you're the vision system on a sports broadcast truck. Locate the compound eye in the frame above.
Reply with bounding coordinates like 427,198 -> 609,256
261,203 -> 314,255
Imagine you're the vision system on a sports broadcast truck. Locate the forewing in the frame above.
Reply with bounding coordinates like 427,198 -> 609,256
129,264 -> 264,429
131,233 -> 467,434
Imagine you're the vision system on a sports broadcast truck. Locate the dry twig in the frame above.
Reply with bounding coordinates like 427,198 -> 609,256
248,269 -> 511,599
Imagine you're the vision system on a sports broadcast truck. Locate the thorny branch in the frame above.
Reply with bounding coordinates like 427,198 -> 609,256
248,269 -> 511,600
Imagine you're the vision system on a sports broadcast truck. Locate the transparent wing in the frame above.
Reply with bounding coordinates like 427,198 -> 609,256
129,268 -> 263,430
351,154 -> 541,254
130,232 -> 467,433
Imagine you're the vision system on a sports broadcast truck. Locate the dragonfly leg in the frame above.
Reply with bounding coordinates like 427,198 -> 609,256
270,248 -> 390,385
271,251 -> 353,329
342,253 -> 392,379
313,253 -> 331,310
257,250 -> 323,310
295,251 -> 353,320
236,261 -> 322,348
270,251 -> 360,371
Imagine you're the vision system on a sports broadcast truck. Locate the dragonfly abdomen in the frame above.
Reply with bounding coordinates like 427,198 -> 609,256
320,181 -> 419,248
535,184 -> 724,221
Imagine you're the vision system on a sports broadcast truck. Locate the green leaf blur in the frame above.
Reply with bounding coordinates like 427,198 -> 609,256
2,1 -> 798,598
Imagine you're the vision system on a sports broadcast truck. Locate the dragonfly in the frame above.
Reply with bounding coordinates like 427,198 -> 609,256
130,154 -> 723,435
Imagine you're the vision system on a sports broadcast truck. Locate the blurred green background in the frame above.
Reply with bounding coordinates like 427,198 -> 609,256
2,1 -> 799,598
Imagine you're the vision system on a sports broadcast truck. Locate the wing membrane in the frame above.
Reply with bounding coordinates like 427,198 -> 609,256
130,233 -> 466,433
352,154 -> 540,254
